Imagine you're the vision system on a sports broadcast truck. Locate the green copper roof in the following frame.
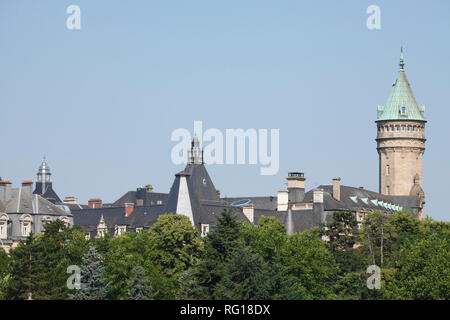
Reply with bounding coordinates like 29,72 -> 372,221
377,49 -> 425,121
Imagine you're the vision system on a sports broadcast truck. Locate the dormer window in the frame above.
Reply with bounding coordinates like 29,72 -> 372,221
20,214 -> 32,237
115,225 -> 127,237
201,224 -> 210,237
400,106 -> 407,116
0,214 -> 9,240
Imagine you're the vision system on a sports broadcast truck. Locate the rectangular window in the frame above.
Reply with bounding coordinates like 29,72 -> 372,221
386,165 -> 390,176
386,185 -> 390,195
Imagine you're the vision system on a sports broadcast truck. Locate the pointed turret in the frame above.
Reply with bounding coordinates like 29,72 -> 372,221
377,48 -> 425,121
376,49 -> 426,219
33,157 -> 62,203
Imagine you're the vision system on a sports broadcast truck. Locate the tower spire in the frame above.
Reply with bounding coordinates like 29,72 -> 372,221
399,47 -> 405,70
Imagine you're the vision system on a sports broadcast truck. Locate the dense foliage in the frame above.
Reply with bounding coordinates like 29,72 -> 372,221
0,210 -> 448,300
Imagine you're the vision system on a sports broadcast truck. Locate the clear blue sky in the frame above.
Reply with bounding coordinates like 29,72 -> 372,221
1,1 -> 449,221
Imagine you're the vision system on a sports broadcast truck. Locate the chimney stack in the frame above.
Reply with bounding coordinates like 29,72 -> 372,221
332,178 -> 341,201
88,198 -> 103,209
313,188 -> 324,204
125,203 -> 134,217
145,184 -> 153,193
22,181 -> 33,196
277,190 -> 288,211
0,180 -> 12,203
63,196 -> 78,204
287,172 -> 306,203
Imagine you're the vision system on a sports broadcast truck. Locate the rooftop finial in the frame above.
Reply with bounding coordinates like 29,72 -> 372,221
399,47 -> 405,70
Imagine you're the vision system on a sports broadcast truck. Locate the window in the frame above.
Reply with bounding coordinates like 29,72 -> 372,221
20,215 -> 32,237
0,214 -> 8,239
400,106 -> 407,116
385,125 -> 389,132
396,125 -> 400,131
201,224 -> 210,237
402,125 -> 406,131
408,125 -> 411,131
386,165 -> 390,176
115,225 -> 127,237
390,125 -> 394,131
136,227 -> 143,233
157,200 -> 162,205
412,126 -> 415,131
386,185 -> 390,195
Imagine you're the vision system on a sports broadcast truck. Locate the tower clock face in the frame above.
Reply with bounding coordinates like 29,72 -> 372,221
202,178 -> 206,185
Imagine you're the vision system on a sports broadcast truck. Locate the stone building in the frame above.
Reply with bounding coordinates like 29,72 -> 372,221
0,180 -> 73,252
376,49 -> 426,219
72,50 -> 428,237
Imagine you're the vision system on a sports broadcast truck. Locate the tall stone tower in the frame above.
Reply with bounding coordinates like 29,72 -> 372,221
376,49 -> 426,219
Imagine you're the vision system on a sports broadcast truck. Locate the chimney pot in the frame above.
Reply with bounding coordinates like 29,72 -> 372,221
88,198 -> 103,209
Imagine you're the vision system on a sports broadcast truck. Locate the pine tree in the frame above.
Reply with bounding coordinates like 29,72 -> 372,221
127,265 -> 154,300
70,247 -> 110,300
214,245 -> 270,300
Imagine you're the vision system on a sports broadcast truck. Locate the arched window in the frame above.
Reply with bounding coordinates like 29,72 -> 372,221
0,214 -> 9,240
58,216 -> 70,227
20,214 -> 33,237
386,165 -> 390,176
386,185 -> 390,195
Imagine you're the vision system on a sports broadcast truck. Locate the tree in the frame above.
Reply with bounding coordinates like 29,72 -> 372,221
282,229 -> 339,299
70,247 -> 110,300
385,234 -> 450,299
194,209 -> 243,298
147,214 -> 203,299
214,245 -> 270,300
361,211 -> 395,267
242,216 -> 287,262
176,269 -> 202,300
6,234 -> 46,300
127,265 -> 154,300
0,248 -> 10,299
323,211 -> 358,251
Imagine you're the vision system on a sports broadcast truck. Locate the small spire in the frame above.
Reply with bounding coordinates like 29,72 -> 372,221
399,47 -> 405,70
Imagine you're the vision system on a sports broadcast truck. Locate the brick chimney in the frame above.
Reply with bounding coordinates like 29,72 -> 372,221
125,203 -> 134,217
332,178 -> 341,201
0,180 -> 12,203
88,198 -> 103,209
22,180 -> 33,196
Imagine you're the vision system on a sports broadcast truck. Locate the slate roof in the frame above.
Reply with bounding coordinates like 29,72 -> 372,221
71,205 -> 167,233
33,182 -> 62,203
1,187 -> 71,217
222,196 -> 277,211
113,190 -> 169,207
304,185 -> 417,213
